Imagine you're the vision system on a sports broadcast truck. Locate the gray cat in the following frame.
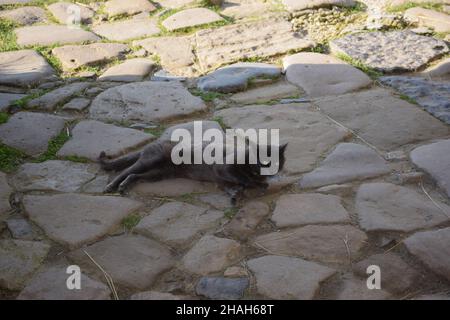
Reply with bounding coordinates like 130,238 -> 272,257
99,138 -> 287,204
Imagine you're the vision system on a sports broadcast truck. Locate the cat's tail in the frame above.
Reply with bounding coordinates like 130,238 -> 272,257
98,150 -> 140,171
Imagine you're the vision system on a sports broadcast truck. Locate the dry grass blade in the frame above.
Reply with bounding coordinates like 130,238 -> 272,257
83,250 -> 119,300
342,233 -> 352,266
420,182 -> 450,218
313,104 -> 385,158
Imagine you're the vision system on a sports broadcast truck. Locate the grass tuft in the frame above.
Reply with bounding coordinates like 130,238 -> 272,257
11,89 -> 50,109
122,214 -> 141,230
144,125 -> 166,138
0,112 -> 9,124
397,93 -> 418,105
212,116 -> 228,129
0,18 -> 19,52
387,2 -> 443,13
34,128 -> 70,162
190,88 -> 225,102
336,53 -> 383,79
224,207 -> 238,219
0,144 -> 27,173
33,45 -> 63,74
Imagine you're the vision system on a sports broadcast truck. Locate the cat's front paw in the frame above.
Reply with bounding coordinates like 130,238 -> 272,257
103,183 -> 115,194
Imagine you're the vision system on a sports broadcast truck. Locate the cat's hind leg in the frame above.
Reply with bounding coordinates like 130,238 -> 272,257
104,161 -> 147,193
117,169 -> 165,194
98,151 -> 140,171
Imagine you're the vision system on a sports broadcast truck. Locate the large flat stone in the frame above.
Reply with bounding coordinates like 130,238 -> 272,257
0,172 -> 12,217
221,0 -> 273,21
247,255 -> 336,299
0,50 -> 56,87
52,43 -> 128,71
0,240 -> 50,290
195,18 -> 315,72
133,36 -> 196,76
215,104 -> 349,175
98,58 -> 155,82
162,8 -> 224,31
197,62 -> 281,93
18,265 -> 110,300
230,80 -> 302,104
0,112 -> 65,156
253,225 -> 367,264
353,252 -> 421,294
405,7 -> 450,33
380,76 -> 450,124
23,194 -> 142,248
271,193 -> 350,227
15,25 -> 99,47
28,82 -> 90,110
182,235 -> 241,275
104,0 -> 157,17
12,160 -> 100,192
0,6 -> 47,25
57,120 -> 153,161
404,227 -> 450,281
282,0 -> 355,12
89,81 -> 206,123
314,89 -> 450,151
330,31 -> 449,73
135,202 -> 223,246
69,235 -> 175,289
62,97 -> 91,111
299,143 -> 391,189
283,53 -> 372,97
224,201 -> 270,240
47,2 -> 94,24
92,18 -> 160,41
355,183 -> 449,233
411,139 -> 450,198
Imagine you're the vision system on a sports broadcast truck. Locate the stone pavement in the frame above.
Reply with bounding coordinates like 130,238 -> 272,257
0,0 -> 450,300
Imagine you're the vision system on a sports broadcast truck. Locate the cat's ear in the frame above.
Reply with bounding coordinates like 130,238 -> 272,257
280,143 -> 288,154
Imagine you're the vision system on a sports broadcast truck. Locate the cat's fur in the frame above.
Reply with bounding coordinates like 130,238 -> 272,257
99,139 -> 287,204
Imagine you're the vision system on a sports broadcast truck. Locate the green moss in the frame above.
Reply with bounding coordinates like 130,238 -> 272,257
224,207 -> 238,219
190,88 -> 225,102
122,214 -> 141,230
397,93 -> 418,105
0,18 -> 19,52
0,144 -> 27,173
33,45 -> 63,74
10,90 -> 49,109
157,6 -> 233,36
34,128 -> 70,162
62,155 -> 90,163
211,116 -> 228,129
178,193 -> 196,204
311,42 -> 329,54
336,53 -> 383,79
0,112 -> 9,124
387,2 -> 443,13
144,125 -> 166,138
